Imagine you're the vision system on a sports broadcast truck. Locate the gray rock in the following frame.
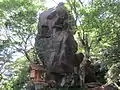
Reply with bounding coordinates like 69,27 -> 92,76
35,3 -> 78,87
35,29 -> 77,74
35,3 -> 77,74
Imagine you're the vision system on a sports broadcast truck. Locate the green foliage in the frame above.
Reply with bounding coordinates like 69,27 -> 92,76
0,57 -> 29,89
0,0 -> 120,89
66,0 -> 120,86
12,58 -> 29,90
0,0 -> 45,89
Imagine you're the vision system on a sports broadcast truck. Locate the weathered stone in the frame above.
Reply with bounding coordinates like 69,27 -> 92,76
35,2 -> 77,84
89,85 -> 118,90
85,60 -> 96,83
35,2 -> 98,88
85,83 -> 118,90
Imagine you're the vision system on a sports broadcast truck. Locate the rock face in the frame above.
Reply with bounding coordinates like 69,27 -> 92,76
35,2 -> 97,88
35,3 -> 77,82
85,60 -> 96,83
85,83 -> 118,90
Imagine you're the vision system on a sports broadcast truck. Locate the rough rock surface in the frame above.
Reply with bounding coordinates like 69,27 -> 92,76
35,2 -> 97,88
35,3 -> 77,75
85,83 -> 118,90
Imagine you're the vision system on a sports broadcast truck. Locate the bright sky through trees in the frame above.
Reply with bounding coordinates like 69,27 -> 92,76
45,0 -> 90,8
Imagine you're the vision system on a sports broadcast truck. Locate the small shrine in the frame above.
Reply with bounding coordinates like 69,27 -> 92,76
29,63 -> 46,82
29,63 -> 47,90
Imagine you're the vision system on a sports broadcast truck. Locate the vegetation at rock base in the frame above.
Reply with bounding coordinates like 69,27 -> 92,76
0,0 -> 120,89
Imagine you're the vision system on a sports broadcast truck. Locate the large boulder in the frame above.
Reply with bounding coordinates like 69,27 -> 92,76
35,3 -> 77,82
35,29 -> 77,74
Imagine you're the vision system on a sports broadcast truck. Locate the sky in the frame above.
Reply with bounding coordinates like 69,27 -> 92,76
45,0 -> 66,8
45,0 -> 90,8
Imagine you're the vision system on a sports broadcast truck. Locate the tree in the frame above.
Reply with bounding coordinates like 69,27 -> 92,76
0,0 -> 46,89
66,0 -> 120,88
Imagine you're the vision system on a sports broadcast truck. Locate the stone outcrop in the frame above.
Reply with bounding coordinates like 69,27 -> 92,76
35,2 -> 97,88
35,3 -> 77,83
85,83 -> 118,90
